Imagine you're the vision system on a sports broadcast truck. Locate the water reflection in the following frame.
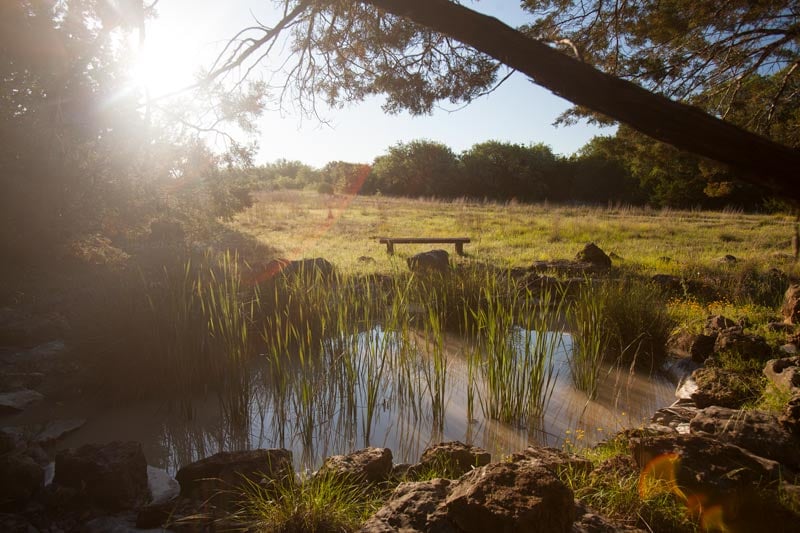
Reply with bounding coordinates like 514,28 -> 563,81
14,328 -> 675,474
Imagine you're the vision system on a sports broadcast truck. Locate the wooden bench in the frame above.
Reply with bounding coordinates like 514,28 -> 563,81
378,237 -> 470,256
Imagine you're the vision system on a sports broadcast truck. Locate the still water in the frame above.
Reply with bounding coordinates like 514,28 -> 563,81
8,329 -> 675,474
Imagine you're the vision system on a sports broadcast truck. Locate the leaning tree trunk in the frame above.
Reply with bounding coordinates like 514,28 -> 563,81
363,0 -> 800,204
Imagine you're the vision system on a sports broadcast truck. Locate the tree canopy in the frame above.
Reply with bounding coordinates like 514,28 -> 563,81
213,0 -> 800,202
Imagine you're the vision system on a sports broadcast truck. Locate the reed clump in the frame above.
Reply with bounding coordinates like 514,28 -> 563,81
568,278 -> 674,397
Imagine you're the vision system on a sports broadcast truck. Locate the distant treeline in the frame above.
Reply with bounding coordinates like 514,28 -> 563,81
245,128 -> 776,210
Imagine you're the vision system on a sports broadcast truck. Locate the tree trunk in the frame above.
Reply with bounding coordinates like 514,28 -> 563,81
363,0 -> 800,203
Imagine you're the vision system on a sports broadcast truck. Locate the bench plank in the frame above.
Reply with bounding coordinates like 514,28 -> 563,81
378,237 -> 470,256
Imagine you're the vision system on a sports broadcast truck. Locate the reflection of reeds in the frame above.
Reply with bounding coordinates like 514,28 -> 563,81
468,275 -> 565,427
567,281 -> 608,400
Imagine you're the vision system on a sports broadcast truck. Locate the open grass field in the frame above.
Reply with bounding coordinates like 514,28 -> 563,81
229,190 -> 799,278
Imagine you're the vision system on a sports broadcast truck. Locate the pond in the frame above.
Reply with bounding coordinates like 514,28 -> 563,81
10,327 -> 676,475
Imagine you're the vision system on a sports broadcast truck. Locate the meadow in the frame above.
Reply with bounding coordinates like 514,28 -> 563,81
230,190 -> 798,277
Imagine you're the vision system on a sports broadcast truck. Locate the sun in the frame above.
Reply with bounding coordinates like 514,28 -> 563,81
126,33 -> 196,97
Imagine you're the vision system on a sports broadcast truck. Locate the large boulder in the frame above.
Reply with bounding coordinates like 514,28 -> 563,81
575,243 -> 611,269
689,406 -> 800,470
175,448 -> 292,501
319,447 -> 393,484
53,441 -> 148,511
783,284 -> 800,325
764,356 -> 800,395
407,250 -> 450,274
361,459 -> 574,533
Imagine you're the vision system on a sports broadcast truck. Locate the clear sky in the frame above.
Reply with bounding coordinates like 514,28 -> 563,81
137,1 -> 614,167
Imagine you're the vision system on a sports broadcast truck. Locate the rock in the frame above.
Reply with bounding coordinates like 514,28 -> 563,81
713,328 -> 771,360
575,243 -> 611,268
175,448 -> 292,501
444,461 -> 574,533
650,405 -> 698,434
507,446 -> 592,477
0,308 -> 68,347
651,274 -> 682,293
147,466 -> 179,506
629,434 -> 782,526
0,428 -> 24,455
689,406 -> 800,469
704,315 -> 737,334
0,373 -> 44,391
412,441 -> 491,479
689,333 -> 716,363
0,452 -> 44,509
360,478 -> 453,532
780,393 -> 800,436
768,321 -> 796,333
84,513 -> 166,532
690,366 -> 755,408
0,389 -> 44,414
572,500 -> 645,532
279,257 -> 335,279
0,513 -> 37,533
319,447 -> 393,484
30,419 -> 86,446
362,459 -> 574,533
764,356 -> 800,395
782,284 -> 800,325
407,250 -> 450,274
134,467 -> 180,530
588,454 -> 638,481
781,343 -> 799,355
54,441 -> 149,511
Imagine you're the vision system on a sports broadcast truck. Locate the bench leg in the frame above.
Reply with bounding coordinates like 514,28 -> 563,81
387,242 -> 394,255
455,242 -> 464,256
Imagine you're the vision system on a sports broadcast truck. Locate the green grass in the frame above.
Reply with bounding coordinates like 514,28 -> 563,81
559,438 -> 700,532
236,470 -> 384,533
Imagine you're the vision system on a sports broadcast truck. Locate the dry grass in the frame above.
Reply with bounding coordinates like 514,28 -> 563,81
228,190 -> 799,277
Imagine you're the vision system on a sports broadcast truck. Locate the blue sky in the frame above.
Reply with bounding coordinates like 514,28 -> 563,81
141,1 -> 614,167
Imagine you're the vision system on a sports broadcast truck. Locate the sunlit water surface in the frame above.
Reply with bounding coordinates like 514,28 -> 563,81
9,329 -> 675,474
